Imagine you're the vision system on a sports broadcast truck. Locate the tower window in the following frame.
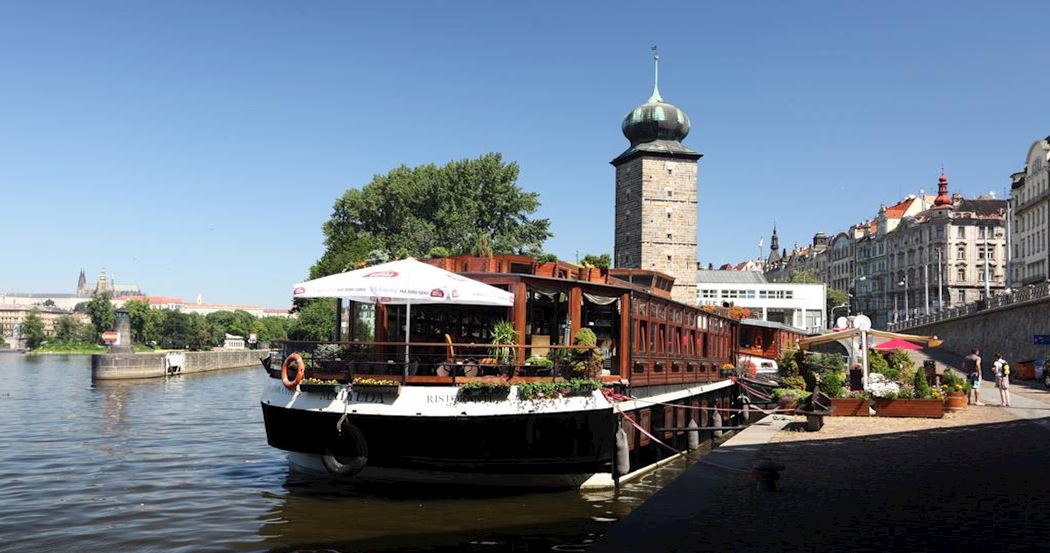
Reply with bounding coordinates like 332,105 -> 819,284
667,232 -> 673,239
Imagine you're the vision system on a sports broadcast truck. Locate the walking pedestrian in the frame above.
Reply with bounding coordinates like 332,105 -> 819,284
964,348 -> 984,405
993,353 -> 1011,407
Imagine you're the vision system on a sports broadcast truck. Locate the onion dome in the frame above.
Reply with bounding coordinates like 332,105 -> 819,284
612,51 -> 700,165
622,88 -> 691,146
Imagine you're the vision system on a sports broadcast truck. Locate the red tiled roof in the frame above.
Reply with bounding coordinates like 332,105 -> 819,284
884,198 -> 913,218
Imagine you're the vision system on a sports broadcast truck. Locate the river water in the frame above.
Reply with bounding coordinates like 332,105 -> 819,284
0,354 -> 707,552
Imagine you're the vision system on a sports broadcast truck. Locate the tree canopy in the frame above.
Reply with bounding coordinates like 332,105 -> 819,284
312,153 -> 551,279
85,292 -> 116,341
20,308 -> 46,349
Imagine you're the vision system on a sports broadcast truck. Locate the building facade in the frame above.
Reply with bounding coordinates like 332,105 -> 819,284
696,270 -> 825,333
855,175 -> 1007,327
613,56 -> 701,305
1010,137 -> 1050,285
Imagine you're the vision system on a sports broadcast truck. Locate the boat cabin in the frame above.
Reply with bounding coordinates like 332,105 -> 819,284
288,255 -> 738,387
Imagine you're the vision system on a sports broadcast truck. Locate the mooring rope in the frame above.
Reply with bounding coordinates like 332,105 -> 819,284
613,402 -> 753,474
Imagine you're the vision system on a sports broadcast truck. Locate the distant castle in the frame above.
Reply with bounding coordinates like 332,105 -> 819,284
76,268 -> 142,298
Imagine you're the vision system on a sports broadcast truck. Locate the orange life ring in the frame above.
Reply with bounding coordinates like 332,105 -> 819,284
281,353 -> 305,390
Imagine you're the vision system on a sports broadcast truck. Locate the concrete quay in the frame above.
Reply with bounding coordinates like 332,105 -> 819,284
91,349 -> 268,380
591,381 -> 1050,552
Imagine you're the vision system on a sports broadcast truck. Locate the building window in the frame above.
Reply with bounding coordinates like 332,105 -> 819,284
957,246 -> 965,260
957,266 -> 966,281
957,227 -> 966,239
958,290 -> 966,304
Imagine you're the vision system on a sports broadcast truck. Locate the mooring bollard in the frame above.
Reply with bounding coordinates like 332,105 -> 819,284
752,460 -> 785,492
711,409 -> 723,438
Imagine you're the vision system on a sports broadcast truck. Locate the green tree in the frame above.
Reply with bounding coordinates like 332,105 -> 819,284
42,299 -> 55,307
288,299 -> 336,341
123,299 -> 153,344
84,292 -> 116,342
580,253 -> 611,269
787,270 -> 821,284
253,316 -> 291,343
54,315 -> 79,343
315,153 -> 551,278
20,308 -> 47,349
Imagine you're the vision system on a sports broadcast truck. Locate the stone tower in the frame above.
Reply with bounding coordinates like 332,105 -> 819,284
612,52 -> 702,305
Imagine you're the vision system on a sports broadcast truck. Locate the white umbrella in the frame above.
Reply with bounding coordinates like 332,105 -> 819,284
292,258 -> 514,365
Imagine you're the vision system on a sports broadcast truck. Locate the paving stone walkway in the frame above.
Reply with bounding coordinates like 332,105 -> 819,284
591,357 -> 1050,553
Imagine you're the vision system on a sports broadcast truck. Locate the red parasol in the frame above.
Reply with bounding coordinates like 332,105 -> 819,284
873,338 -> 923,351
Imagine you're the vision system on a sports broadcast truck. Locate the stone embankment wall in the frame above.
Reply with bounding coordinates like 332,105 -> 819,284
92,349 -> 268,380
896,297 -> 1050,363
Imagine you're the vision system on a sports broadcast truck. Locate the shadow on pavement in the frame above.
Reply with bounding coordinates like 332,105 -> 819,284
592,416 -> 1050,553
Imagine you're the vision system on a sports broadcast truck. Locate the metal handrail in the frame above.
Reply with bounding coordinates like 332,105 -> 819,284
888,281 -> 1050,332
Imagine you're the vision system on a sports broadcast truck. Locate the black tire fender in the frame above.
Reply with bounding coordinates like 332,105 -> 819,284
322,416 -> 368,477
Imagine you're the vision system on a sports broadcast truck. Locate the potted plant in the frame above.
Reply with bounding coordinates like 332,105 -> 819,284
772,387 -> 810,410
941,370 -> 969,412
489,320 -> 518,366
570,328 -> 603,379
352,377 -> 401,396
534,254 -> 558,277
869,372 -> 944,418
458,380 -> 511,402
299,378 -> 343,395
831,390 -> 870,416
517,378 -> 601,401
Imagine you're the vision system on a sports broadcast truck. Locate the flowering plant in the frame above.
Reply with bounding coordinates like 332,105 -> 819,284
352,377 -> 400,387
865,373 -> 900,399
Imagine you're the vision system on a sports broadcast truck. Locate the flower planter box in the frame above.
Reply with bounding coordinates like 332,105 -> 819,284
830,398 -> 870,416
945,391 -> 967,412
299,383 -> 343,395
351,384 -> 401,396
873,398 -> 944,418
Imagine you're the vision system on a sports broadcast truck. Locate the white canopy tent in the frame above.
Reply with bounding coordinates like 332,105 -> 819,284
292,258 -> 515,367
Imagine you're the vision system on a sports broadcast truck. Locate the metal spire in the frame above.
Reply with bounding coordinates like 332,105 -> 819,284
648,45 -> 663,103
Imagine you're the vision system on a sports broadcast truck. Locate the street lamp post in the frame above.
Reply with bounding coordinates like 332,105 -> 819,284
898,274 -> 909,321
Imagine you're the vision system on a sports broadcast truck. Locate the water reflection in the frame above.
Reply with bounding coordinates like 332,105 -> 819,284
0,354 -> 713,552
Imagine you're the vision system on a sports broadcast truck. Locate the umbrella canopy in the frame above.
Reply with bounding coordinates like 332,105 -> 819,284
873,338 -> 923,351
292,258 -> 514,307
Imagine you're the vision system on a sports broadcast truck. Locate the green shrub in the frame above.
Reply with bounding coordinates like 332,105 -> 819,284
778,349 -> 800,377
820,370 -> 846,398
782,375 -> 806,391
458,381 -> 511,402
517,378 -> 601,401
913,366 -> 932,399
772,387 -> 811,401
525,356 -> 553,368
535,253 -> 558,263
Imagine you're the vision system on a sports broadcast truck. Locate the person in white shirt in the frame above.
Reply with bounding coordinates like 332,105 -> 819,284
993,352 -> 1011,407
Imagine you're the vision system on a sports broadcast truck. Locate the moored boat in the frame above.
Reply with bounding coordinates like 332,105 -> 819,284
260,254 -> 743,488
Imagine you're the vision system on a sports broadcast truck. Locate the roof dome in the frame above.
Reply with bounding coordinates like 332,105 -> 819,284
622,94 -> 691,146
611,51 -> 701,165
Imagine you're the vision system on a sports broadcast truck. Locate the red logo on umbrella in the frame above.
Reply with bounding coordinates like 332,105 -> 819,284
365,271 -> 399,278
430,289 -> 445,298
293,287 -> 305,295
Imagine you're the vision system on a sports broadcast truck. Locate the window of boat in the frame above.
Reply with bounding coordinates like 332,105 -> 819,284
582,292 -> 620,371
526,286 -> 569,347
637,320 -> 648,352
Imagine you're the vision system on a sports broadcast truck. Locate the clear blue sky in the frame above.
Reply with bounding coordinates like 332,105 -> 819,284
2,1 -> 1047,307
